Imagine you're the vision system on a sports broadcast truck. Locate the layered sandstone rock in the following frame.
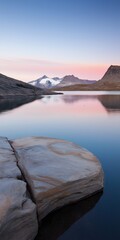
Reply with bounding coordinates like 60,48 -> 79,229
0,137 -> 38,240
0,136 -> 104,239
12,137 -> 104,221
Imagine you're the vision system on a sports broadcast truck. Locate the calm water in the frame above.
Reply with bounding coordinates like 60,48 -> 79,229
0,91 -> 120,240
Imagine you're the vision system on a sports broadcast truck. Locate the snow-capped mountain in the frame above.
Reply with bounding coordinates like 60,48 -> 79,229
29,75 -> 96,89
29,75 -> 62,89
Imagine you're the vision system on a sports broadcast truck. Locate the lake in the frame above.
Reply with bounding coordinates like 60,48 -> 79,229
0,91 -> 120,240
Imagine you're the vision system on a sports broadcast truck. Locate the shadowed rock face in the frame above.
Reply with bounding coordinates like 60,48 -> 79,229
0,137 -> 38,240
11,137 -> 104,222
35,192 -> 102,240
0,73 -> 46,98
99,65 -> 120,84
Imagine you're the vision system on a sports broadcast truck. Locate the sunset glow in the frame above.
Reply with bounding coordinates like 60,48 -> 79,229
0,58 -> 109,82
0,0 -> 120,81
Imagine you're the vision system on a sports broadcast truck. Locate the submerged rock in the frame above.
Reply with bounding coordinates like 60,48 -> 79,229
11,137 -> 104,222
0,137 -> 38,240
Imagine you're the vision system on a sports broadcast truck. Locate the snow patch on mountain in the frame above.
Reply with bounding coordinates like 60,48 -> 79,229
29,75 -> 96,89
29,76 -> 62,89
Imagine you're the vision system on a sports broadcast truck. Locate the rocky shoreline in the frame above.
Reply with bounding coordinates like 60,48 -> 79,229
0,136 -> 104,240
0,73 -> 61,99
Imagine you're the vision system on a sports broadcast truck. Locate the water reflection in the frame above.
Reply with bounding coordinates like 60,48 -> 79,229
41,94 -> 120,112
98,95 -> 120,111
62,95 -> 96,104
0,96 -> 43,113
35,192 -> 102,240
0,93 -> 120,114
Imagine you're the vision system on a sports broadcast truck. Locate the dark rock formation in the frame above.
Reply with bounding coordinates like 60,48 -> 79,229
35,192 -> 102,240
100,65 -> 120,84
0,73 -> 50,98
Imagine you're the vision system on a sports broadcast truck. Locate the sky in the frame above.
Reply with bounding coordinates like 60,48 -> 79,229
0,0 -> 120,82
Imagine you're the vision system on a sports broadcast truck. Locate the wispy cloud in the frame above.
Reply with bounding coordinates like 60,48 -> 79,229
0,58 -> 109,82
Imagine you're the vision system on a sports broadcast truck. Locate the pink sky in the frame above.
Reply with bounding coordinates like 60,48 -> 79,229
0,58 -> 109,82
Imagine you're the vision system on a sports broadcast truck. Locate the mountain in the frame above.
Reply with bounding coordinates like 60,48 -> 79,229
100,65 -> 120,83
55,75 -> 96,88
92,65 -> 120,90
0,73 -> 50,98
29,75 -> 62,89
54,65 -> 120,91
29,75 -> 96,89
97,65 -> 120,85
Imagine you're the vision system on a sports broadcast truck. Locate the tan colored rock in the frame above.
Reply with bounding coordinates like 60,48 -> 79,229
12,137 -> 104,222
0,137 -> 38,240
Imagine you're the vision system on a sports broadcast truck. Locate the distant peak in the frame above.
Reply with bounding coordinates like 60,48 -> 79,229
41,75 -> 48,79
109,65 -> 120,70
64,74 -> 75,77
107,65 -> 120,74
100,64 -> 120,83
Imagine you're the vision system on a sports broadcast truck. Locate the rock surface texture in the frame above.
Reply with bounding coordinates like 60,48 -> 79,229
0,137 -> 38,240
11,137 -> 104,221
0,136 -> 104,239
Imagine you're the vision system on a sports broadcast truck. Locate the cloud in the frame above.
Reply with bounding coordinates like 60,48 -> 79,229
0,58 -> 109,82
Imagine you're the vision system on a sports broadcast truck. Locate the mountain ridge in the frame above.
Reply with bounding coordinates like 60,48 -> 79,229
53,65 -> 120,91
29,75 -> 96,89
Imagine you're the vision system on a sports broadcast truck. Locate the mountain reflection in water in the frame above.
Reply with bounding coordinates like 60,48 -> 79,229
62,94 -> 120,111
98,95 -> 120,111
0,93 -> 120,114
0,96 -> 43,113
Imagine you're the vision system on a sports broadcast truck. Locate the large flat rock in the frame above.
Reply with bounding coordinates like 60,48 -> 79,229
0,137 -> 38,240
12,137 -> 104,221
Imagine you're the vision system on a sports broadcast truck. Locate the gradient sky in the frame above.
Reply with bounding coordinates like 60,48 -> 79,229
0,0 -> 120,81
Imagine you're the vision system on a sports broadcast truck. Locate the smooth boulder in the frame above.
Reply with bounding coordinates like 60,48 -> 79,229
12,137 -> 104,221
